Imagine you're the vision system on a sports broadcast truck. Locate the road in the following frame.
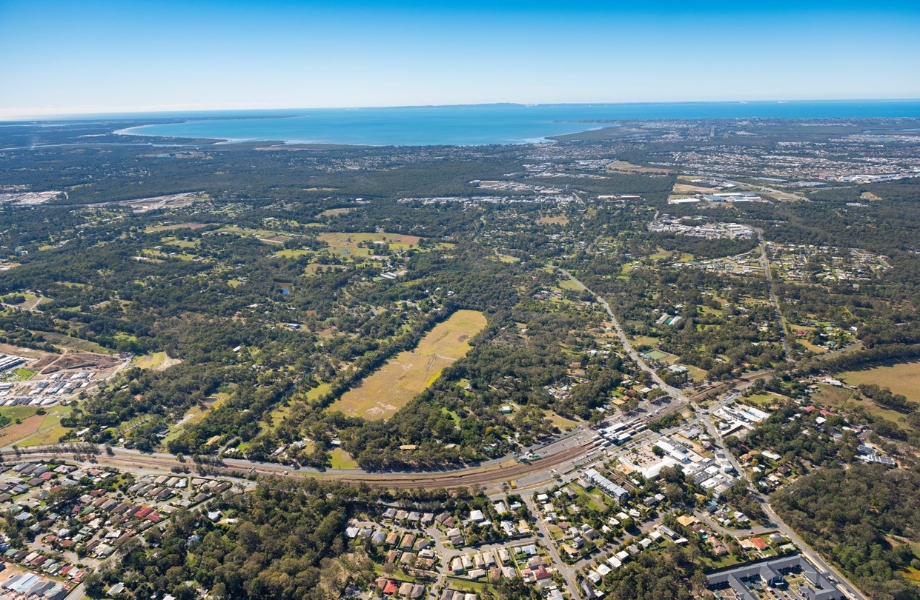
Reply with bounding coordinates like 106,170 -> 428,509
5,266 -> 868,599
558,265 -> 865,599
699,412 -> 867,600
522,494 -> 581,597
1,437 -> 596,493
557,268 -> 690,404
755,228 -> 793,362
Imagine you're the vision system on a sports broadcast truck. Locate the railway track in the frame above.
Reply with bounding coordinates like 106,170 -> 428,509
0,370 -> 769,491
0,439 -> 591,490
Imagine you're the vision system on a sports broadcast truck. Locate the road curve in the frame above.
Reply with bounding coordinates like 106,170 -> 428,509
558,268 -> 690,403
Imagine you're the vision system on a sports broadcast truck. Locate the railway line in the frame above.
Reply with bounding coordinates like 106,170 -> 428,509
0,438 -> 592,490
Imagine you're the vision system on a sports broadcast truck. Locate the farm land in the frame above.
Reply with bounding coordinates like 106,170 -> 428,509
330,310 -> 487,420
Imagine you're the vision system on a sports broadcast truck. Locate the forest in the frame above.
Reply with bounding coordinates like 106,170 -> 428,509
773,465 -> 920,600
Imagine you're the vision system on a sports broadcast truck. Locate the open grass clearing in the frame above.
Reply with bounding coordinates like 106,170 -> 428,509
318,232 -> 422,258
329,310 -> 486,420
306,383 -> 332,402
607,161 -> 674,175
545,410 -> 581,432
162,396 -> 226,443
15,404 -> 74,443
318,207 -> 356,217
811,383 -> 854,408
684,364 -> 709,382
632,335 -> 660,348
443,577 -> 489,593
132,352 -> 180,370
13,368 -> 36,381
838,361 -> 920,403
796,338 -> 829,354
40,332 -> 114,354
18,424 -> 69,447
813,383 -> 915,432
745,392 -> 790,408
17,293 -> 49,311
0,405 -> 41,423
261,400 -> 297,434
571,482 -> 609,511
273,248 -> 312,258
145,222 -> 211,233
559,278 -> 585,292
217,226 -> 294,244
546,523 -> 565,540
538,215 -> 569,225
673,183 -> 716,194
330,448 -> 358,469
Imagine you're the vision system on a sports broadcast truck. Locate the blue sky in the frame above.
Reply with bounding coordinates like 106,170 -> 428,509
1,0 -> 918,118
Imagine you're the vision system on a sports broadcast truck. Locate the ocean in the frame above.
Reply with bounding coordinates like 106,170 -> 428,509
116,101 -> 920,146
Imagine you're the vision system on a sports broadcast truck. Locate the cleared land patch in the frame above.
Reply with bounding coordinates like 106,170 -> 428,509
145,223 -> 211,233
673,183 -> 716,194
538,215 -> 569,225
40,332 -> 114,355
132,352 -> 181,370
545,410 -> 581,432
558,279 -> 585,292
17,406 -> 73,447
838,362 -> 920,403
329,310 -> 487,420
318,208 -> 357,217
318,232 -> 422,259
330,448 -> 359,469
813,383 -> 915,432
0,414 -> 45,447
607,160 -> 674,175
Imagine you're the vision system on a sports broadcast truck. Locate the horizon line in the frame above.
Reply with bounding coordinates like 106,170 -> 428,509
3,98 -> 920,122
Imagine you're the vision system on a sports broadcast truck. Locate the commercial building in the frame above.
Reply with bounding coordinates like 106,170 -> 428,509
706,555 -> 845,600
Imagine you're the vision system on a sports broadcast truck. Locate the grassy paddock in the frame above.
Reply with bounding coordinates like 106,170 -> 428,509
329,310 -> 487,420
318,232 -> 422,258
839,361 -> 920,403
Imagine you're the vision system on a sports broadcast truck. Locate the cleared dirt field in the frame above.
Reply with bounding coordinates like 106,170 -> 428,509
538,215 -> 569,225
3,405 -> 72,448
607,161 -> 674,175
672,183 -> 716,194
839,361 -> 920,403
330,310 -> 487,420
0,414 -> 45,447
40,351 -> 120,373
